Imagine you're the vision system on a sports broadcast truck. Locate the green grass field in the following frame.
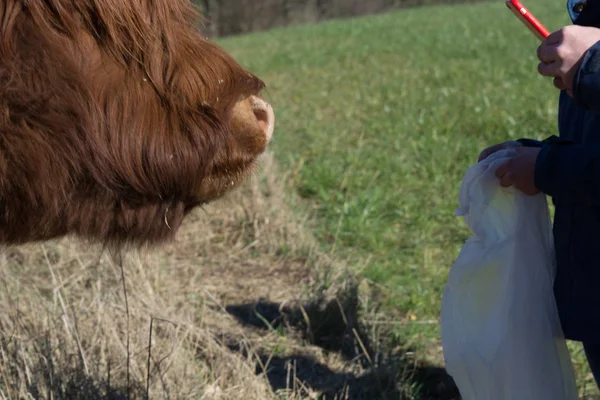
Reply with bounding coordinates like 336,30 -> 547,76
219,0 -> 599,395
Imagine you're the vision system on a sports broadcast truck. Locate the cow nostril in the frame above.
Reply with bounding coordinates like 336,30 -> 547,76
249,95 -> 275,143
254,109 -> 269,131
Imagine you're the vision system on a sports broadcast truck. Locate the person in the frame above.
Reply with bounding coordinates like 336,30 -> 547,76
478,0 -> 600,388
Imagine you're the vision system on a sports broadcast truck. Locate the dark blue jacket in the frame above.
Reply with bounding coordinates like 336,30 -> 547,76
518,0 -> 600,342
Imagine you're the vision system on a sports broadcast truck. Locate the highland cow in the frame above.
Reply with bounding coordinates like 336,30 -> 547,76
0,0 -> 275,248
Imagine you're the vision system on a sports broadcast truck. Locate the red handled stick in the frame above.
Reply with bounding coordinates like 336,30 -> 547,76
506,0 -> 550,41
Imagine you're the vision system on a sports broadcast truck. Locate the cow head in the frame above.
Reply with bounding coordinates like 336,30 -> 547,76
0,0 -> 275,248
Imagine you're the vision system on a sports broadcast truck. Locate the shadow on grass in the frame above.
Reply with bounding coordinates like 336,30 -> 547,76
225,289 -> 459,400
226,343 -> 405,400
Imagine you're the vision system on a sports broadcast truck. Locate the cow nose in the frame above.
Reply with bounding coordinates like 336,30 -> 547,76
249,95 -> 275,143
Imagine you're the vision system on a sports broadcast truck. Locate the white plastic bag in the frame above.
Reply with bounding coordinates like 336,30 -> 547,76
440,149 -> 578,400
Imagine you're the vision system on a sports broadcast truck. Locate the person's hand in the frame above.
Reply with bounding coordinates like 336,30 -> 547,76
537,26 -> 600,96
494,147 -> 541,196
478,140 -> 522,162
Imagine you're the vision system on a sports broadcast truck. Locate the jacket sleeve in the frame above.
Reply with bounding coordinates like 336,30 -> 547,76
517,135 -> 562,148
517,138 -> 544,147
534,140 -> 600,204
572,40 -> 600,114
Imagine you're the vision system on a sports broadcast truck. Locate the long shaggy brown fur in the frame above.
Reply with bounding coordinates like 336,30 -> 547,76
0,0 -> 273,248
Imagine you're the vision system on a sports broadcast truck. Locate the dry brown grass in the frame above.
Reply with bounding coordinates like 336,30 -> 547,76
0,153 -> 440,400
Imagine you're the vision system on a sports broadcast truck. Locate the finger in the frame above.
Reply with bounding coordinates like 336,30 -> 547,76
543,29 -> 565,46
554,76 -> 568,90
478,148 -> 489,162
495,160 -> 510,179
537,44 -> 559,63
478,144 -> 502,162
478,148 -> 495,162
500,172 -> 515,188
538,61 -> 560,77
